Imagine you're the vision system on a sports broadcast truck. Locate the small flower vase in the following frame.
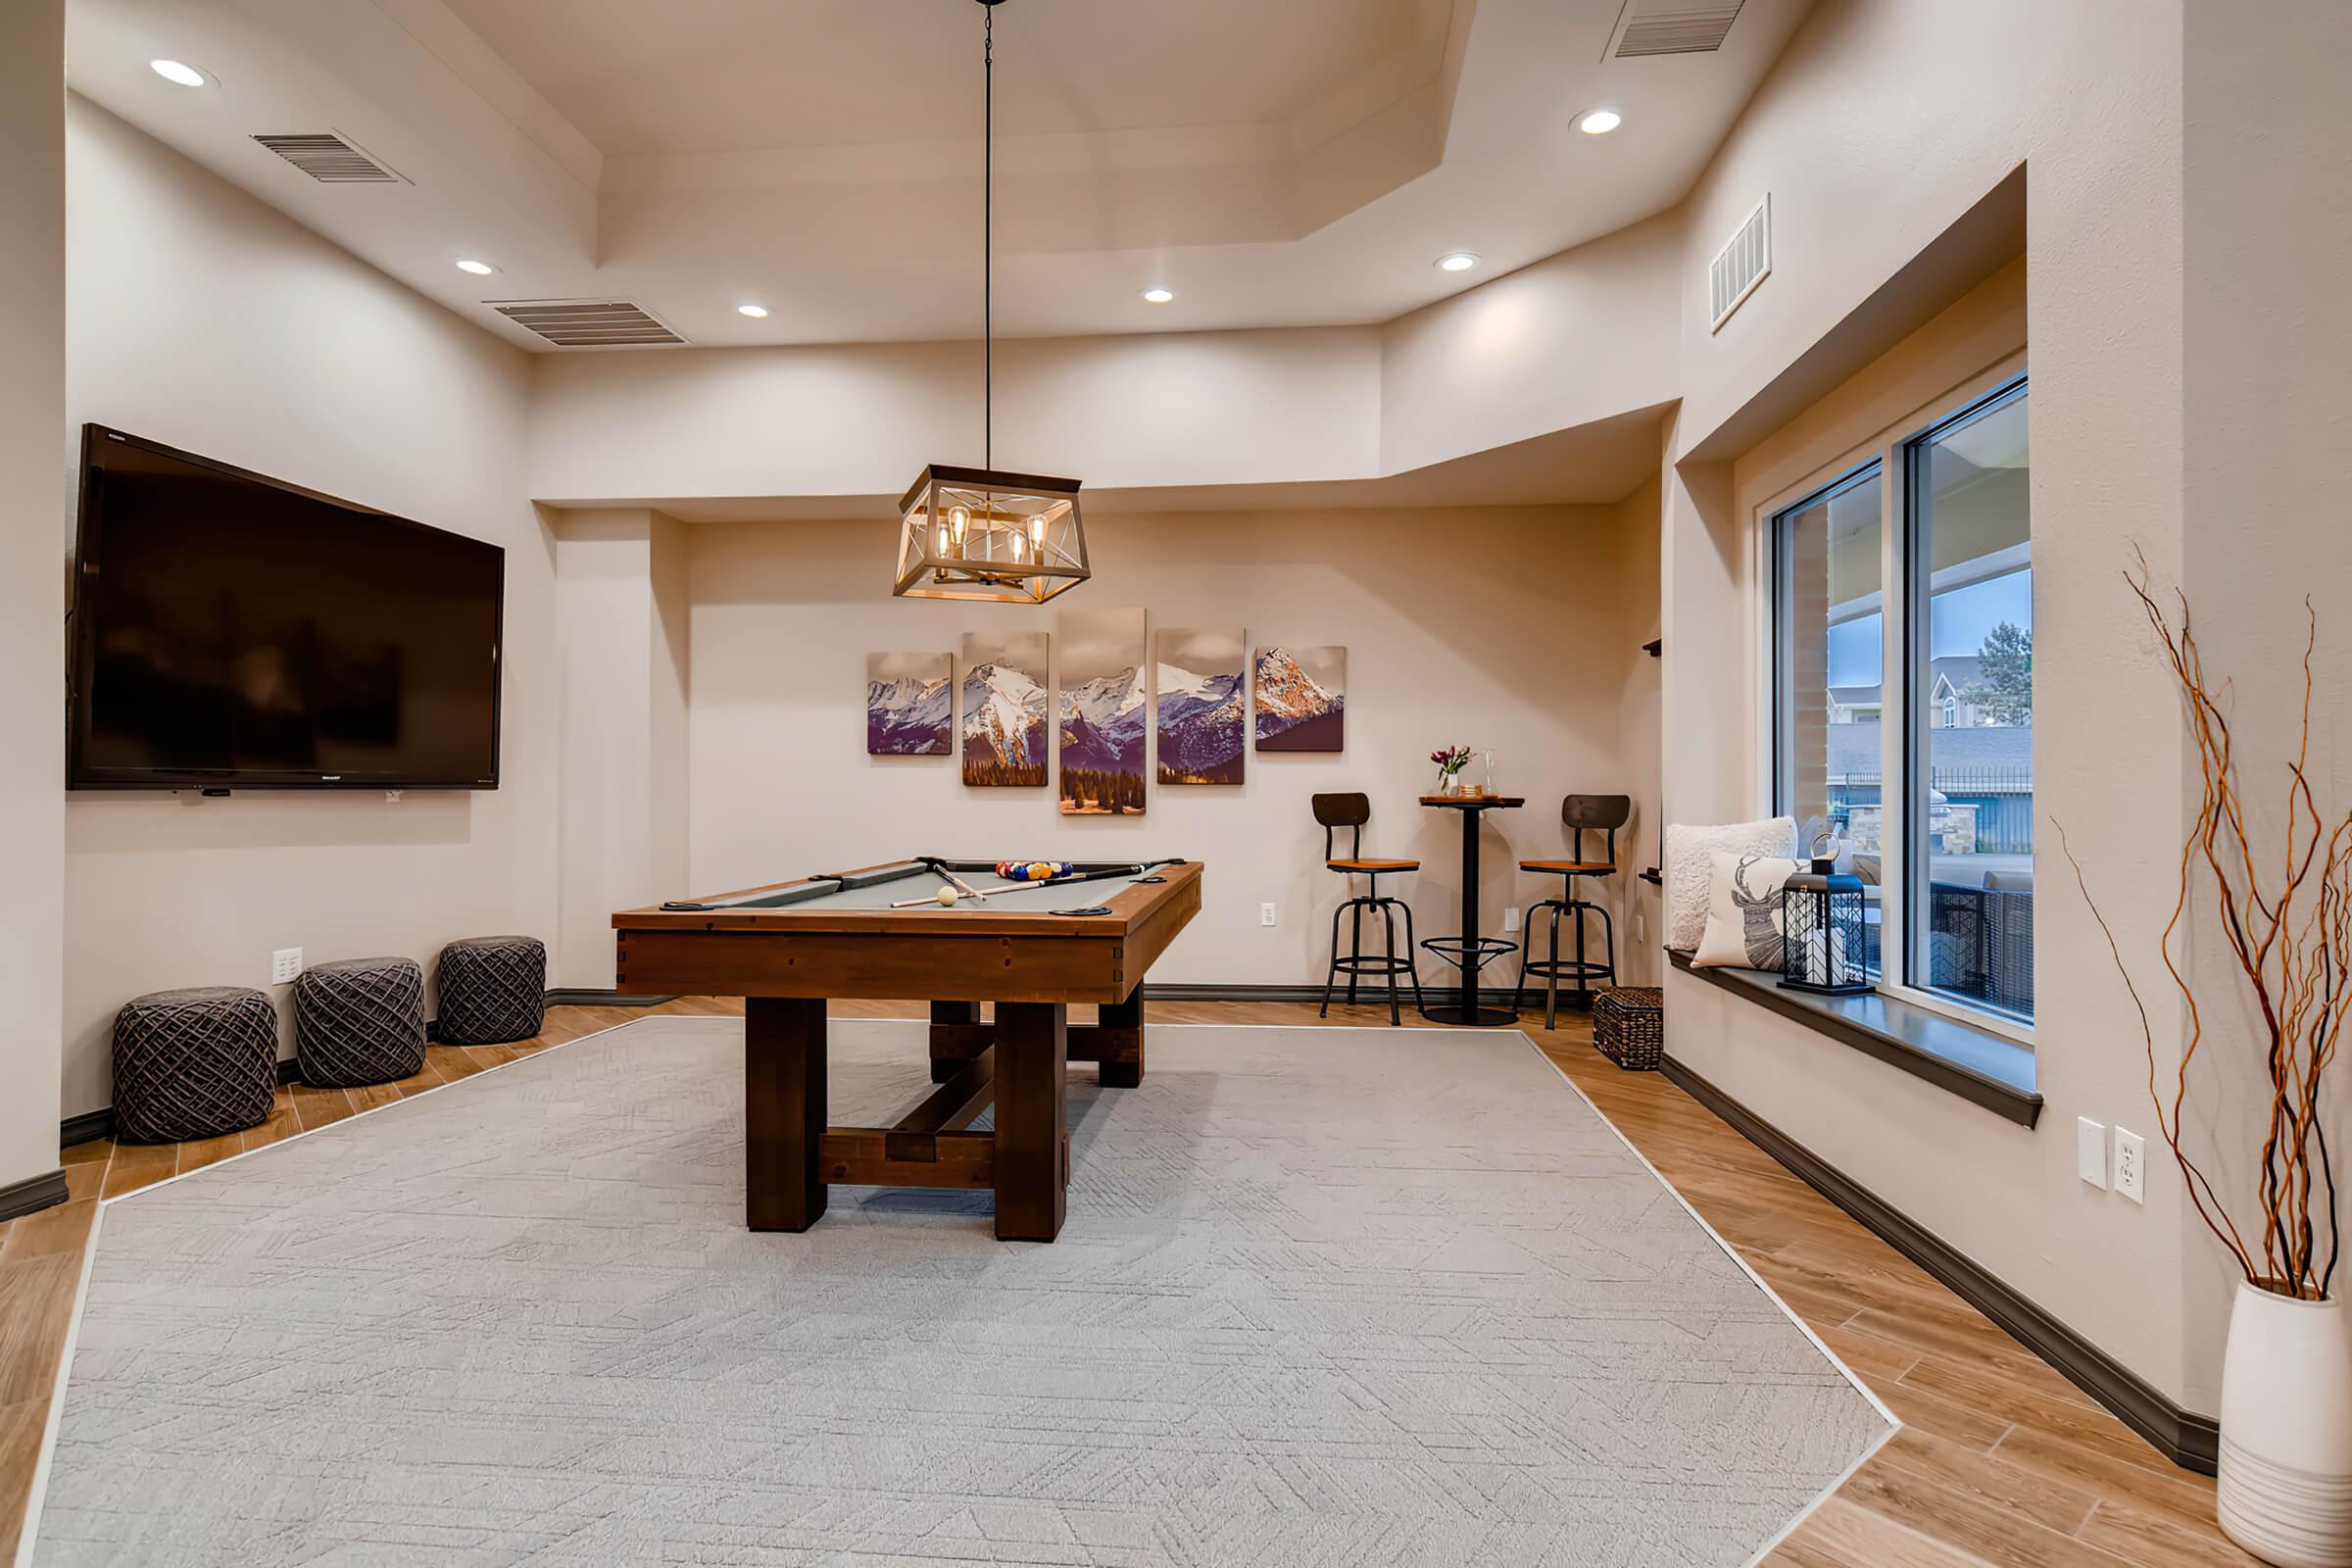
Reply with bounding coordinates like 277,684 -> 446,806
1437,768 -> 1455,795
2218,1280 -> 2352,1567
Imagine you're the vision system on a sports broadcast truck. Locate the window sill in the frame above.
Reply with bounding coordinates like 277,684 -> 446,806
1666,949 -> 2042,1128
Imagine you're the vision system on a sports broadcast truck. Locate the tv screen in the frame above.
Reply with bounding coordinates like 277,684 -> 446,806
69,425 -> 503,790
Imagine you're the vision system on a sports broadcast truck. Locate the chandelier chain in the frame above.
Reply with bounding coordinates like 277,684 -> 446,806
983,2 -> 993,472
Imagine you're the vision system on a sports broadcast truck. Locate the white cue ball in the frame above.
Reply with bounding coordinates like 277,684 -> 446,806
936,887 -> 959,906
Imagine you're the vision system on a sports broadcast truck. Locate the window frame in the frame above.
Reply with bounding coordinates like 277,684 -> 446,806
1750,350 -> 2034,1049
1901,374 -> 2033,1026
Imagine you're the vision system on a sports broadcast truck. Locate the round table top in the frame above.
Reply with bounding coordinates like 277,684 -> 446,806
1418,793 -> 1525,809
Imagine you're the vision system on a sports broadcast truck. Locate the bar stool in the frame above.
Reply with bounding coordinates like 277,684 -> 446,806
1312,793 -> 1426,1024
1516,794 -> 1630,1027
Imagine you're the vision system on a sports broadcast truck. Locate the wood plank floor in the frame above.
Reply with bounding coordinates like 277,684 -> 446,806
0,997 -> 2249,1566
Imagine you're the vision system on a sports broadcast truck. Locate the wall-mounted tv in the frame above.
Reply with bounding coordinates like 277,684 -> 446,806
68,425 -> 504,790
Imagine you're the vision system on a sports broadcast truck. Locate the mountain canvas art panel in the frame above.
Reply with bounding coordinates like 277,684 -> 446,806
960,629 -> 1050,786
1057,608 -> 1147,815
866,652 -> 953,756
1155,626 -> 1246,785
1254,645 -> 1346,752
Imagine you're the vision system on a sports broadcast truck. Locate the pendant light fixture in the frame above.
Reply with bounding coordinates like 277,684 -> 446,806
893,0 -> 1090,604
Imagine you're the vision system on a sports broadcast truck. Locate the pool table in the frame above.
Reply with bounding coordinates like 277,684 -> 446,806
612,858 -> 1200,1242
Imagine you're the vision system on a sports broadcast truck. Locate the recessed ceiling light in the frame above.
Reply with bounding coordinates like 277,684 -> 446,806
1141,287 -> 1174,304
1436,252 -> 1480,273
454,258 -> 497,276
737,303 -> 770,318
1579,108 -> 1623,135
149,59 -> 209,88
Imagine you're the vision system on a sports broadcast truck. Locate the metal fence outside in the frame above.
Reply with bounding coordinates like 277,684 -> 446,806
1827,764 -> 2034,855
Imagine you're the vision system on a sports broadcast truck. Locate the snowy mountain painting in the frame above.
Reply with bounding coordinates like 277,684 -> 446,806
865,652 -> 954,756
1253,645 -> 1346,752
1155,626 -> 1247,785
959,629 -> 1050,786
1057,608 -> 1148,814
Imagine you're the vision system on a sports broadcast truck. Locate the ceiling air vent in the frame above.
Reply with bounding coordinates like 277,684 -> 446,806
488,299 -> 687,349
251,132 -> 405,184
1708,195 -> 1770,333
1610,0 -> 1746,58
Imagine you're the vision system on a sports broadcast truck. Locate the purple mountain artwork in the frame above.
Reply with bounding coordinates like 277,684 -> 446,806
1253,645 -> 1346,752
1155,626 -> 1247,785
865,652 -> 953,755
960,630 -> 1050,786
1058,606 -> 1149,814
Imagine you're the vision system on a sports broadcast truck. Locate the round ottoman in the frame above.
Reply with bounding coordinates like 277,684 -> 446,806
112,987 -> 277,1144
435,935 -> 547,1046
295,956 -> 426,1088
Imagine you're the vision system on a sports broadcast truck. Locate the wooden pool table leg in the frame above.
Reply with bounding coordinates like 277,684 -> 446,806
929,1001 -> 983,1082
745,996 -> 827,1232
1096,983 -> 1145,1088
992,1001 -> 1067,1242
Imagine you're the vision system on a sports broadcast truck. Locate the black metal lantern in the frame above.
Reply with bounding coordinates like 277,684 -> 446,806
1780,855 -> 1871,995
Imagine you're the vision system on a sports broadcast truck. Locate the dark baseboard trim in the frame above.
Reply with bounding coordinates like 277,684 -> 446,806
1661,1052 -> 2220,1475
0,1166 -> 71,1223
544,989 -> 681,1008
60,1108 -> 113,1149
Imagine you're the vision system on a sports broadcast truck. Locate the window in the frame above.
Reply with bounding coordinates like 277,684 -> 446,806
1907,379 -> 2032,1021
1767,372 -> 2031,1031
1771,461 -> 1884,981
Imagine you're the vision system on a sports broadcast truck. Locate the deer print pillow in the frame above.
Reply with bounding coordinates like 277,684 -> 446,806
1663,816 -> 1794,951
1691,852 -> 1808,970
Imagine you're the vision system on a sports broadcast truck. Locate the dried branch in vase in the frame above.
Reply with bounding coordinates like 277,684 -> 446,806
2061,548 -> 2343,1302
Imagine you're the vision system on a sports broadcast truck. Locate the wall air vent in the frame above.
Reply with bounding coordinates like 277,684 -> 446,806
251,132 -> 406,184
1708,194 -> 1770,333
1609,0 -> 1746,58
487,299 -> 687,349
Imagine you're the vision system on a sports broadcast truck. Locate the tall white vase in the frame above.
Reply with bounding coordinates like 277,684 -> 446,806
2219,1281 -> 2352,1567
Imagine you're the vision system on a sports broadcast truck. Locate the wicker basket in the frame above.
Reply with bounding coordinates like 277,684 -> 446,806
1592,986 -> 1665,1071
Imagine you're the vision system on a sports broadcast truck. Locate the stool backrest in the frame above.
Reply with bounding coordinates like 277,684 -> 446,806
1563,793 -> 1632,865
1311,792 -> 1371,861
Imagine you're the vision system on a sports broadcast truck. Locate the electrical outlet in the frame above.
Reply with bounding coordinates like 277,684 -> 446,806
1632,912 -> 1645,944
1503,906 -> 1521,933
2077,1116 -> 2109,1190
2115,1128 -> 2146,1202
270,948 -> 304,985
1259,903 -> 1276,927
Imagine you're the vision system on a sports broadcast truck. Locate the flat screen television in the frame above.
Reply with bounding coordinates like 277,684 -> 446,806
68,425 -> 504,790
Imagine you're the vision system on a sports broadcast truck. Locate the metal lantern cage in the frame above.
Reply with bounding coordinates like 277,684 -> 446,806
893,464 -> 1090,604
1779,856 -> 1872,995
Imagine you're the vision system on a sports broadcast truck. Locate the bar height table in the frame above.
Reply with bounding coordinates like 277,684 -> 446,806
1417,793 -> 1525,1024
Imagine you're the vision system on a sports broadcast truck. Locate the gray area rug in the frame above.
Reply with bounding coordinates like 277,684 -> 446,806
35,1019 -> 1889,1566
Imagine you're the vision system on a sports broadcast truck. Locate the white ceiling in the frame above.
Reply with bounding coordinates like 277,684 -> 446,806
66,0 -> 1814,352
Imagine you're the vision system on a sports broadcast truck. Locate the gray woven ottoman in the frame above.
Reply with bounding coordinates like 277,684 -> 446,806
112,987 -> 277,1144
295,956 -> 426,1088
435,935 -> 547,1046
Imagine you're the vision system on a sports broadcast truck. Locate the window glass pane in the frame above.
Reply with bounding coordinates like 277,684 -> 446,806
1910,382 -> 2031,1021
1773,463 -> 1883,981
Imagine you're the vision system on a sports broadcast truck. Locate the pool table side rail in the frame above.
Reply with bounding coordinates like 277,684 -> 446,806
612,859 -> 1200,939
612,861 -> 1200,1004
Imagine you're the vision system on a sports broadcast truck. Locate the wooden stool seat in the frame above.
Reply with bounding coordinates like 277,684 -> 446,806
1328,857 -> 1419,872
1518,858 -> 1612,874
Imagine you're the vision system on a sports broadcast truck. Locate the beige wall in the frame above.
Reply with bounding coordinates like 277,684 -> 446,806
551,509 -> 691,990
0,0 -> 67,1191
2175,0 -> 2352,1389
1657,0 -> 2205,1403
60,99 -> 561,1117
682,507 -> 1658,988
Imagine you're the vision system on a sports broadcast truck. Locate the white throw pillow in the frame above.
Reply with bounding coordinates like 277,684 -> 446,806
1663,816 -> 1794,953
1692,853 -> 1807,970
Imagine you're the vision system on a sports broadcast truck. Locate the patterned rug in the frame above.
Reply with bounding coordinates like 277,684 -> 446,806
32,1019 -> 1890,1565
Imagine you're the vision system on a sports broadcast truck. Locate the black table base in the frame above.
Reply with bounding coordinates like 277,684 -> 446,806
1418,935 -> 1519,1026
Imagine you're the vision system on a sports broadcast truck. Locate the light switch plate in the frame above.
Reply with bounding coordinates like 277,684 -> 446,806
2077,1116 -> 2108,1190
1503,907 -> 1521,933
270,948 -> 304,986
1259,903 -> 1276,928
